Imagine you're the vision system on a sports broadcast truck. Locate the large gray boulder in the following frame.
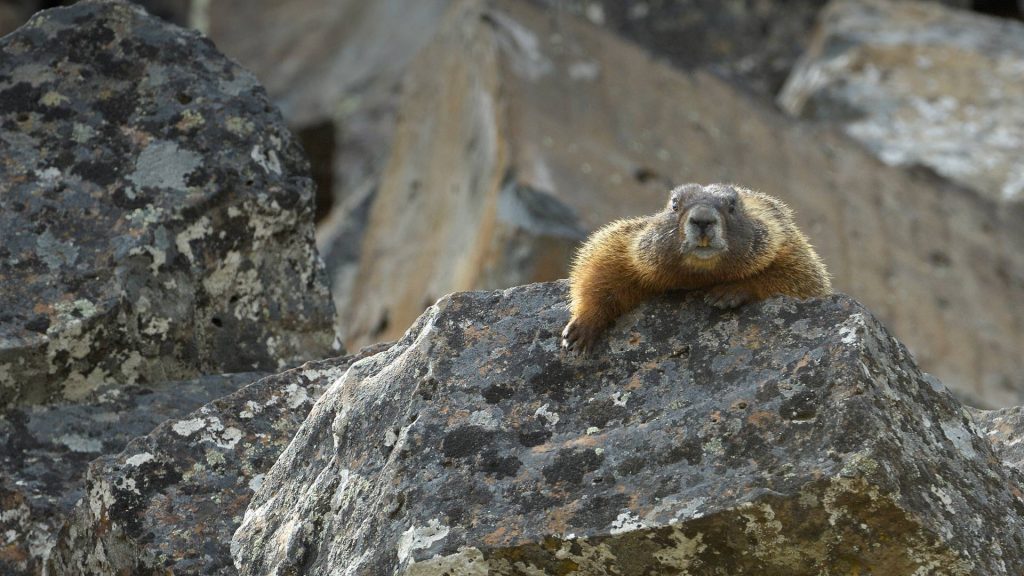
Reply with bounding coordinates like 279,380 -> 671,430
0,0 -> 339,408
779,0 -> 1024,203
0,372 -> 265,576
233,282 -> 1024,575
44,343 -> 388,576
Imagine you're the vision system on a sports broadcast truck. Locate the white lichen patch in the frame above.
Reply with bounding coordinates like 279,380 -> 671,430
114,476 -> 140,496
397,519 -> 450,563
240,400 -> 263,419
469,408 -> 501,429
930,484 -> 957,514
248,473 -> 265,492
141,316 -> 171,338
125,452 -> 155,467
128,140 -> 202,190
611,391 -> 630,407
940,420 -> 978,459
534,404 -> 559,426
285,383 -> 311,409
669,496 -> 707,522
250,144 -> 282,175
56,433 -> 103,453
216,426 -> 244,450
405,547 -> 489,576
175,216 -> 212,264
172,417 -> 208,437
34,166 -> 62,184
838,313 -> 866,345
610,511 -> 646,535
87,478 -> 116,520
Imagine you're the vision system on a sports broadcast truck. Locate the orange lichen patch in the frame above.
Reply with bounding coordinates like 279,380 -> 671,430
565,434 -> 603,449
624,374 -> 644,391
747,410 -> 777,428
483,525 -> 514,547
545,501 -> 581,535
738,325 -> 763,350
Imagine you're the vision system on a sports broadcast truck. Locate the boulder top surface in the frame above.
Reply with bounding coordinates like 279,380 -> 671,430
234,280 -> 1024,575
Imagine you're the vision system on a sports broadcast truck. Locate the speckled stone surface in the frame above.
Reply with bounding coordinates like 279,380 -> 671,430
0,0 -> 339,408
234,281 -> 1024,575
971,406 -> 1024,475
0,372 -> 265,576
44,343 -> 388,576
779,0 -> 1024,203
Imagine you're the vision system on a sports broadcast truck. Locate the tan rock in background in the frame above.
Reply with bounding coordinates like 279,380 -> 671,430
779,0 -> 1024,202
343,0 -> 1024,407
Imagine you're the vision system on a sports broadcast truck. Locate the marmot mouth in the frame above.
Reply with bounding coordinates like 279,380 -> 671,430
691,246 -> 724,260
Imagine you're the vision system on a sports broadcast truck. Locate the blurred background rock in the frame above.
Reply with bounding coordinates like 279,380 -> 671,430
3,0 -> 1023,409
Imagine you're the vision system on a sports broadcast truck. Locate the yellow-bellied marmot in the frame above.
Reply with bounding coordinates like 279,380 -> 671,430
562,183 -> 832,353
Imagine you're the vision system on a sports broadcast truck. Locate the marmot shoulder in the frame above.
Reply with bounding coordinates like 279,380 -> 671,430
562,183 -> 831,353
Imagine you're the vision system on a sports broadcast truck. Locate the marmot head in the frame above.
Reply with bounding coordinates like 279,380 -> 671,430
667,183 -> 757,261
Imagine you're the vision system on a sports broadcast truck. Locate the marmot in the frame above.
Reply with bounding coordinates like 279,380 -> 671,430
562,183 -> 832,353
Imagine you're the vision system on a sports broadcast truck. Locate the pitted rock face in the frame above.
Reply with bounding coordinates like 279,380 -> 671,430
44,344 -> 389,576
233,281 -> 1024,575
0,371 -> 265,576
0,0 -> 338,407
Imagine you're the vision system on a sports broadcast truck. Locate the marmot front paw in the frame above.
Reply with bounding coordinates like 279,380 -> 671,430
704,285 -> 752,309
561,317 -> 600,354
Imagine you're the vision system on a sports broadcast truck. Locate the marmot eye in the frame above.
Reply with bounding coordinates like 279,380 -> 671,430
728,200 -> 737,214
671,199 -> 680,212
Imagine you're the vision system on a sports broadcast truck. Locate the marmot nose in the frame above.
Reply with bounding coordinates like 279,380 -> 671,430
687,207 -> 718,235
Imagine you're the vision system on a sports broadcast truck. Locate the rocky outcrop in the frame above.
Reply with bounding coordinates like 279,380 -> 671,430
971,406 -> 1024,475
234,281 -> 1024,574
0,372 -> 265,576
779,0 -> 1024,203
340,0 -> 1024,407
44,343 -> 388,576
0,0 -> 339,407
527,0 -> 964,96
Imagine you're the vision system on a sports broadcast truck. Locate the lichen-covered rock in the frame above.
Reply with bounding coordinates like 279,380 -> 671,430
0,372 -> 264,576
44,343 -> 388,576
779,0 -> 1024,202
233,281 -> 1024,575
970,406 -> 1024,475
0,0 -> 339,408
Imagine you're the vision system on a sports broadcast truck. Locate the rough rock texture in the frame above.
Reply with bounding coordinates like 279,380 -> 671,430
184,0 -> 452,317
0,372 -> 265,576
529,0 -> 970,96
779,0 -> 1024,202
343,0 -> 1024,407
971,406 -> 1024,475
44,343 -> 388,576
0,0 -> 339,407
234,281 -> 1024,574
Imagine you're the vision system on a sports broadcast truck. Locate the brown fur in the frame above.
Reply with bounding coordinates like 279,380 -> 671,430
562,183 -> 832,352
